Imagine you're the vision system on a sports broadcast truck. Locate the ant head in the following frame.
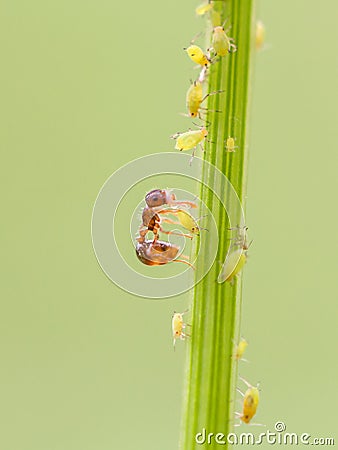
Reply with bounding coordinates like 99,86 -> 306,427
145,189 -> 167,207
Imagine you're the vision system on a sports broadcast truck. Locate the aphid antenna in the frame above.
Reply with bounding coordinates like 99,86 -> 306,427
174,308 -> 190,316
245,239 -> 254,250
190,31 -> 204,45
239,376 -> 256,389
170,132 -> 181,139
228,224 -> 249,232
195,213 -> 208,222
236,387 -> 245,397
179,112 -> 194,119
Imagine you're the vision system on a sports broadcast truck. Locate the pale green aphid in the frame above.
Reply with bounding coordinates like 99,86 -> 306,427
211,25 -> 237,56
218,248 -> 247,283
217,225 -> 251,283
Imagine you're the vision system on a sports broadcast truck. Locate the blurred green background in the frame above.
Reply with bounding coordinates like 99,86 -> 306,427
1,1 -> 337,449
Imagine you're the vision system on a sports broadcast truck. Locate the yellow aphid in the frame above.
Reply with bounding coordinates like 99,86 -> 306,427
186,80 -> 204,118
185,44 -> 210,67
172,311 -> 190,349
234,338 -> 248,361
211,25 -> 237,56
256,20 -> 266,50
171,127 -> 208,164
185,81 -> 223,119
225,136 -> 238,152
238,378 -> 260,424
175,210 -> 200,236
195,1 -> 213,16
173,127 -> 208,151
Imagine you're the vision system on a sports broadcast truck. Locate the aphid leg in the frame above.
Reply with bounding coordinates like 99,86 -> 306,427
200,108 -> 222,115
201,89 -> 225,103
189,149 -> 196,166
229,42 -> 237,53
236,387 -> 245,397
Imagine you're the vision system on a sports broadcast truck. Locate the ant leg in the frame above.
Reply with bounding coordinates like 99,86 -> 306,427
173,258 -> 195,270
160,228 -> 193,240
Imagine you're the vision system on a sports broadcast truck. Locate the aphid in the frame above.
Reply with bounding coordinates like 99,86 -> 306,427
184,44 -> 210,67
195,1 -> 213,16
210,24 -> 237,56
145,189 -> 197,209
159,209 -> 202,236
225,136 -> 238,152
236,377 -> 260,424
185,80 -> 223,119
217,226 -> 251,283
219,248 -> 246,283
136,240 -> 194,269
175,210 -> 201,236
171,127 -> 208,164
255,20 -> 266,50
172,311 -> 191,349
186,80 -> 204,119
210,8 -> 221,27
233,338 -> 248,361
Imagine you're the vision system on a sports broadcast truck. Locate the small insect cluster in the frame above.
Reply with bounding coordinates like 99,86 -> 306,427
233,340 -> 261,426
135,189 -> 202,269
169,2 -> 265,164
169,1 -> 239,165
173,311 -> 261,425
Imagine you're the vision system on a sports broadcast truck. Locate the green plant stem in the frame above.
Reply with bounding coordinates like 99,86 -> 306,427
180,1 -> 255,448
